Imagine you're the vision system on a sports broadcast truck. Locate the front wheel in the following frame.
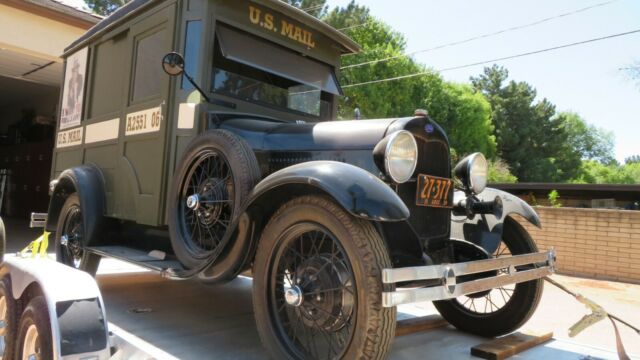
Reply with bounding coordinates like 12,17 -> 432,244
433,216 -> 544,337
253,195 -> 396,360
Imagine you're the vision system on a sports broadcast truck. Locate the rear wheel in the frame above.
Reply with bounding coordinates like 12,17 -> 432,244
168,130 -> 260,269
253,195 -> 395,360
433,216 -> 543,337
55,194 -> 101,276
17,296 -> 53,360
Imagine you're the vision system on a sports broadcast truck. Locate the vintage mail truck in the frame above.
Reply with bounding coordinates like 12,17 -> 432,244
42,0 -> 555,358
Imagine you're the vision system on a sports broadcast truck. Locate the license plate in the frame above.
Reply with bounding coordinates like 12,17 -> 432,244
416,174 -> 453,208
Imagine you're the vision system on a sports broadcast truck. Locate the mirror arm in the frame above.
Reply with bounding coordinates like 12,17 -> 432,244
182,71 -> 211,103
182,71 -> 236,109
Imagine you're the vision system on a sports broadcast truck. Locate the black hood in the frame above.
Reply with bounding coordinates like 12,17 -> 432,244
220,118 -> 398,151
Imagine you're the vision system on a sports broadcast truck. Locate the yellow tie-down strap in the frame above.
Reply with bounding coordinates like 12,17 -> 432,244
19,231 -> 50,258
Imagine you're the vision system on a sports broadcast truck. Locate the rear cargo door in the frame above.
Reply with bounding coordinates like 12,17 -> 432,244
118,3 -> 176,225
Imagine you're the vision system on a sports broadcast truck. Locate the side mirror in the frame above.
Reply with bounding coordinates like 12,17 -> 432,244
162,52 -> 185,76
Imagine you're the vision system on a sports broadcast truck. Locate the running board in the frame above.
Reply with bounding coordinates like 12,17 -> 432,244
381,250 -> 555,307
89,246 -> 185,273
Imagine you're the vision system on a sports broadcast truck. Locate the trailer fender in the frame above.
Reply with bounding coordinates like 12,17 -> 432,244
451,188 -> 541,254
46,164 -> 106,245
1,257 -> 110,359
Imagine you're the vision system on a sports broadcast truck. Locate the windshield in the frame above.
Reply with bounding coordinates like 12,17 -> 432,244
211,25 -> 338,118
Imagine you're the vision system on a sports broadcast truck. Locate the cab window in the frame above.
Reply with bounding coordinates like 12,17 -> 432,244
211,24 -> 339,119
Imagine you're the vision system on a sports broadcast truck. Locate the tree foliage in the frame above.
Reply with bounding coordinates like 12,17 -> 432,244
323,2 -> 497,156
426,83 -> 496,158
84,0 -> 127,15
488,158 -> 518,183
556,111 -> 615,164
625,155 -> 640,164
572,161 -> 640,184
472,65 -> 584,182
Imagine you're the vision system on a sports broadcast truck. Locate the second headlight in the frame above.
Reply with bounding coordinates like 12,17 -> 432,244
373,130 -> 418,183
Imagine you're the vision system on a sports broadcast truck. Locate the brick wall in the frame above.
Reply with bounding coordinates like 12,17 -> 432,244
516,207 -> 640,284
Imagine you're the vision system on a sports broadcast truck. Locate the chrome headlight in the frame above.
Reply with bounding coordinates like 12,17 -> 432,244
373,130 -> 418,183
454,152 -> 488,194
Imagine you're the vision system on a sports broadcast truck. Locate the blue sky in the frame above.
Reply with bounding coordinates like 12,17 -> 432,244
326,0 -> 640,163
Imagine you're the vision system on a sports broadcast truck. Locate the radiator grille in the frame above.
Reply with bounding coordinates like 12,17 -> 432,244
397,139 -> 451,244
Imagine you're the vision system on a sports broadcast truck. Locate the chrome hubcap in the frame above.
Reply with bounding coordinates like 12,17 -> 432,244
186,194 -> 200,210
284,285 -> 303,307
60,235 -> 68,247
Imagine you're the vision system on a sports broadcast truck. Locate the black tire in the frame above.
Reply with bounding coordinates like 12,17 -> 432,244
16,296 -> 53,360
253,195 -> 396,360
433,216 -> 544,337
168,129 -> 260,269
0,277 -> 19,359
55,193 -> 101,276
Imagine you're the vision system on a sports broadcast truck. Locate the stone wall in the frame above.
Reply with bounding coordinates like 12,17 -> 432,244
516,207 -> 640,284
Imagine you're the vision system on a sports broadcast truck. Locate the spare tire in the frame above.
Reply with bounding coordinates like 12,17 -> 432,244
168,130 -> 260,269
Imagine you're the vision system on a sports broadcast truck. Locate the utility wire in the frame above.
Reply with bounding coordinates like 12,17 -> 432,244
342,28 -> 640,89
341,0 -> 620,68
300,3 -> 324,13
337,21 -> 371,31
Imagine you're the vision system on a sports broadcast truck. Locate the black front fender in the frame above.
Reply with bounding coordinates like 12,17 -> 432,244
451,188 -> 541,254
194,161 -> 408,283
249,161 -> 409,221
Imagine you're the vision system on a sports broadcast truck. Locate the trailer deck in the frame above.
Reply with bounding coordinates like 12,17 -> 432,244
95,259 -> 634,360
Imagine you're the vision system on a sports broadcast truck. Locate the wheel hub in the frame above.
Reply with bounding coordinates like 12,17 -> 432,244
284,286 -> 303,307
186,194 -> 200,210
295,255 -> 354,331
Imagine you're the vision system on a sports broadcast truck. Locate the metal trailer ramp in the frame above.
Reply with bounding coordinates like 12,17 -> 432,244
95,266 -> 631,360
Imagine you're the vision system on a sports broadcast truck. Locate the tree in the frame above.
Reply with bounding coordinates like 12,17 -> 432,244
84,0 -> 127,15
325,3 -> 435,120
471,65 -> 580,182
425,83 -> 496,157
556,111 -> 615,165
323,2 -> 497,156
625,155 -> 640,164
488,158 -> 518,183
572,161 -> 640,184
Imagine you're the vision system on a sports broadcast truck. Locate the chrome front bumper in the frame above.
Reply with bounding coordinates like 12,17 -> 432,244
381,249 -> 556,307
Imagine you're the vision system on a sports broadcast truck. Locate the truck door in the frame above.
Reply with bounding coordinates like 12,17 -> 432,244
118,4 -> 176,225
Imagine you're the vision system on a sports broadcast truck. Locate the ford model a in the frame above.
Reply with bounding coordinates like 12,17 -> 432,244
44,0 -> 555,358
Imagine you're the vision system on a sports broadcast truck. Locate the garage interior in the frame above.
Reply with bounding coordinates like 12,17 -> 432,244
0,0 -> 100,219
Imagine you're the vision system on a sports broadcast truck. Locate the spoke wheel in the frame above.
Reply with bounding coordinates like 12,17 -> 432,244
456,242 -> 515,314
433,216 -> 544,337
179,150 -> 234,257
55,194 -> 100,276
269,224 -> 357,359
60,206 -> 84,269
168,130 -> 260,272
253,195 -> 396,360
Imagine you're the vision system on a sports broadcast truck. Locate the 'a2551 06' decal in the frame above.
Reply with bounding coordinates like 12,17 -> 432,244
125,107 -> 162,136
